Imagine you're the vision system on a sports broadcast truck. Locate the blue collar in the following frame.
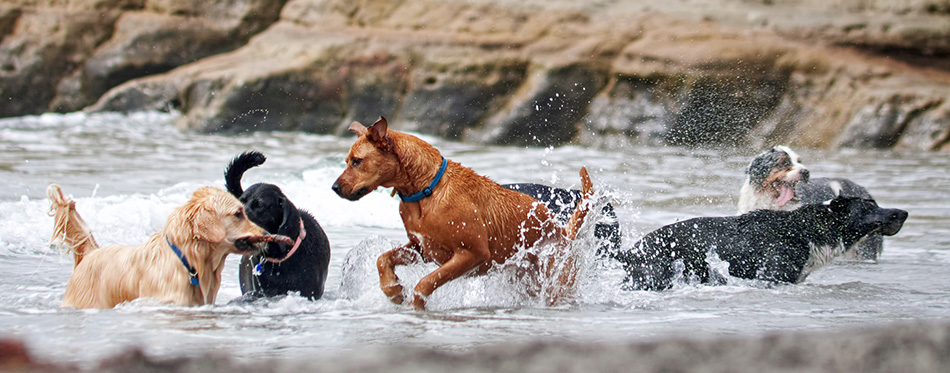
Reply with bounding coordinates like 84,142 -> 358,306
399,157 -> 448,203
166,237 -> 199,286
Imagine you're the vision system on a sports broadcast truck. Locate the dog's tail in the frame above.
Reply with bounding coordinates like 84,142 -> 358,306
565,167 -> 593,240
46,184 -> 99,267
224,151 -> 266,197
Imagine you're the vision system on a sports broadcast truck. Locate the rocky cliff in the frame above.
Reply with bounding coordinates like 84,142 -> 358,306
2,0 -> 949,151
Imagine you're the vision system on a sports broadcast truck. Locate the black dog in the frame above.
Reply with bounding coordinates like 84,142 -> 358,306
615,197 -> 907,291
738,146 -> 886,260
225,151 -> 331,300
502,183 -> 621,256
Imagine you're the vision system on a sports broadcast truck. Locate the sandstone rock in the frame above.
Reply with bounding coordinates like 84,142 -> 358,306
48,0 -> 287,113
0,8 -> 117,117
399,57 -> 528,139
472,63 -> 607,146
5,0 -> 950,150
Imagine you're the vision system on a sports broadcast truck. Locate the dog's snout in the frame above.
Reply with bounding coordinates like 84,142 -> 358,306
800,169 -> 810,183
891,209 -> 908,223
331,182 -> 343,196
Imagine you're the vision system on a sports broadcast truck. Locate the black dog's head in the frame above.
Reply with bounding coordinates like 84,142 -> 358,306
240,183 -> 297,235
827,197 -> 908,247
224,151 -> 301,258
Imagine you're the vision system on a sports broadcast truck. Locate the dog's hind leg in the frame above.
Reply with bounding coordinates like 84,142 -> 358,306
46,184 -> 99,267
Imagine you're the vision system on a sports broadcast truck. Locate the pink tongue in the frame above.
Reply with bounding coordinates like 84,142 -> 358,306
775,184 -> 795,207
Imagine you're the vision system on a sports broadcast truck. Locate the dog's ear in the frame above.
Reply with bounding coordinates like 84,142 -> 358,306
349,121 -> 368,136
367,116 -> 393,152
828,196 -> 853,214
278,196 -> 297,234
191,205 -> 227,243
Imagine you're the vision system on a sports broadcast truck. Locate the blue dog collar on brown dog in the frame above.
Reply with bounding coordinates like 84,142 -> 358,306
399,157 -> 448,203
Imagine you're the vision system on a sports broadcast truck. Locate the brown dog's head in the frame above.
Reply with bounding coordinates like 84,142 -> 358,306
167,187 -> 268,254
332,117 -> 401,201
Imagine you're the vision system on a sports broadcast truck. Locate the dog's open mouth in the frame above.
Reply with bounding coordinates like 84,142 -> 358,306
772,181 -> 800,207
234,234 -> 293,253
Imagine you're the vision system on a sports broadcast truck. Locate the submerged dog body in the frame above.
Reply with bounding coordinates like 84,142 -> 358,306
224,151 -> 331,300
616,197 -> 908,291
47,184 -> 286,309
738,146 -> 885,259
332,117 -> 593,309
502,183 -> 620,256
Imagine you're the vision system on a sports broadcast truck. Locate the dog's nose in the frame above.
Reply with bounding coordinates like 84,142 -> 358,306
800,169 -> 810,183
892,209 -> 908,222
331,183 -> 342,195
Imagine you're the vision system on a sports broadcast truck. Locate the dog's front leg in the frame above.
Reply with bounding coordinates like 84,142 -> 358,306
411,248 -> 487,310
377,245 -> 420,305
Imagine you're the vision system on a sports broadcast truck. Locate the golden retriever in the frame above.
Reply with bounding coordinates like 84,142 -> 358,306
47,184 -> 290,309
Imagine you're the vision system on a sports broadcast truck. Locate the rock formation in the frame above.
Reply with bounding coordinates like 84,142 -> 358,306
2,0 -> 949,150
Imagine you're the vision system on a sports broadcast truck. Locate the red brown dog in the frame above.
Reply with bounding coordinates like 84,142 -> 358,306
332,117 -> 593,310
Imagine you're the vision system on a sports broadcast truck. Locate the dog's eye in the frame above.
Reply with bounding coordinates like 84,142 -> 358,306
233,211 -> 244,219
351,158 -> 362,167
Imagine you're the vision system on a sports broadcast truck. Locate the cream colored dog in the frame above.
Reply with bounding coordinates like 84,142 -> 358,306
47,184 -> 290,309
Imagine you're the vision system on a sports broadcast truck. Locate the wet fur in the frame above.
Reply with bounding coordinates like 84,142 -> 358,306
332,117 -> 593,309
47,184 -> 266,309
737,145 -> 809,213
616,197 -> 908,290
739,146 -> 886,260
502,183 -> 620,257
224,151 -> 331,300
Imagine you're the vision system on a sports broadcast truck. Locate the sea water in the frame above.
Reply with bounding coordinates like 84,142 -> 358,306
1,111 -> 948,367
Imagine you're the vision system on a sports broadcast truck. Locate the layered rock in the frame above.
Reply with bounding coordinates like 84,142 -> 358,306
0,0 -> 286,115
2,0 -> 950,150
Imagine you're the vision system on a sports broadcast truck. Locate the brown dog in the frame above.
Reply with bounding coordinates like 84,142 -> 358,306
47,184 -> 291,309
332,117 -> 593,310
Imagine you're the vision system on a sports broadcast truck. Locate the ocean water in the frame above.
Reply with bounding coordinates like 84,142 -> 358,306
1,111 -> 948,367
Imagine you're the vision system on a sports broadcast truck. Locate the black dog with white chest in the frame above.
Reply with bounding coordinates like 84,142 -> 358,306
225,151 -> 331,300
615,197 -> 907,291
738,146 -> 885,260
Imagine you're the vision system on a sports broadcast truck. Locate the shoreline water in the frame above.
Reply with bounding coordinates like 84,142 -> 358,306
2,112 -> 949,370
5,320 -> 948,372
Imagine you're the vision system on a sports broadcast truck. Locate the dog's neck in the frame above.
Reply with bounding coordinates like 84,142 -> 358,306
388,133 -> 446,199
162,230 -> 228,305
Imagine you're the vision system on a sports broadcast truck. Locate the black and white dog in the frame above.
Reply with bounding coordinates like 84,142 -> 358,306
502,183 -> 621,256
737,145 -> 810,213
738,146 -> 884,260
614,196 -> 907,291
225,151 -> 331,300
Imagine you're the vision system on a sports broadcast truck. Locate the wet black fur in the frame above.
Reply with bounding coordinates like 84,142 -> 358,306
614,197 -> 907,291
798,177 -> 882,259
225,151 -> 331,300
502,183 -> 621,256
746,147 -> 887,260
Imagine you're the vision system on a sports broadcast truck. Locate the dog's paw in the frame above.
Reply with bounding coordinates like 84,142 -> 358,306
381,284 -> 405,305
411,292 -> 427,310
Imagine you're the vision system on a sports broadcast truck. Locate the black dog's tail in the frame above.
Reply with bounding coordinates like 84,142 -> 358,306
224,151 -> 267,197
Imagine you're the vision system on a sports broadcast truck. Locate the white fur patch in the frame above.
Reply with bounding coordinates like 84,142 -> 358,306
799,239 -> 846,282
828,181 -> 843,196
